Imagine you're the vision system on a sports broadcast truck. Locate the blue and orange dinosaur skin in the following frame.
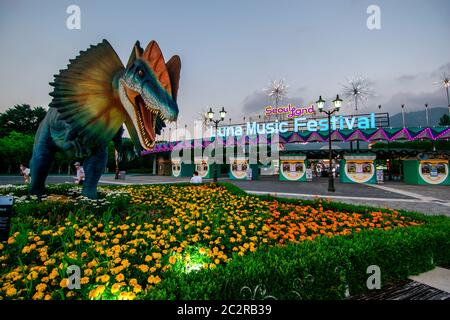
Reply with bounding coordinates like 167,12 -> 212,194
30,40 -> 181,198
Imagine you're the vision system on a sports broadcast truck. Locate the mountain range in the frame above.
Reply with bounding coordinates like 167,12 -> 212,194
388,107 -> 448,128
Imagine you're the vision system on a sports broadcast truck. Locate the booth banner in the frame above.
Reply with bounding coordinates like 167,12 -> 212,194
172,160 -> 181,177
280,160 -> 306,181
419,160 -> 448,185
230,158 -> 249,179
194,158 -> 210,178
344,160 -> 375,183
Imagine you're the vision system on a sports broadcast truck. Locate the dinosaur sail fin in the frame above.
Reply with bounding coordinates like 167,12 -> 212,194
166,55 -> 181,101
49,39 -> 126,146
141,41 -> 172,97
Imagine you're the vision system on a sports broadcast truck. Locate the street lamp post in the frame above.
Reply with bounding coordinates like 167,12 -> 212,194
207,107 -> 227,182
401,104 -> 406,127
316,95 -> 342,193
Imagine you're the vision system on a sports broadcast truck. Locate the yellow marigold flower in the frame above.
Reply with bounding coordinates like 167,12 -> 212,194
6,287 -> 17,297
121,259 -> 130,268
169,256 -> 177,264
22,246 -> 31,254
118,291 -> 136,300
88,285 -> 105,299
44,294 -> 52,300
147,275 -> 161,284
111,283 -> 122,294
129,278 -> 138,287
87,259 -> 98,268
48,269 -> 58,280
115,274 -> 125,282
133,284 -> 142,294
138,265 -> 149,273
60,279 -> 68,288
144,255 -> 152,262
7,237 -> 15,244
84,269 -> 93,277
66,291 -> 75,298
27,271 -> 38,281
81,277 -> 89,285
214,259 -> 220,265
36,283 -> 47,292
209,263 -> 216,269
33,292 -> 44,300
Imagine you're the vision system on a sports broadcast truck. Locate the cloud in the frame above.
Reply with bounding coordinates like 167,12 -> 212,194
431,62 -> 450,78
242,91 -> 270,114
397,74 -> 417,82
381,89 -> 448,114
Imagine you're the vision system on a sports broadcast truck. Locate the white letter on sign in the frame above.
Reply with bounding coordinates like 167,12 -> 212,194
67,265 -> 81,289
367,5 -> 381,30
66,5 -> 81,30
366,265 -> 381,289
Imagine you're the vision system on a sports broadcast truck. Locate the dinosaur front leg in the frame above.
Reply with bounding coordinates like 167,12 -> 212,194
30,125 -> 56,198
81,145 -> 108,199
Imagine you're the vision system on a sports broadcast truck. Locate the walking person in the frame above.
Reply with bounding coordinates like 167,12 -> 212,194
20,164 -> 31,184
74,162 -> 85,185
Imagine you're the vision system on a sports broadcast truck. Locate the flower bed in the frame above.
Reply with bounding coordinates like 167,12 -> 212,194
0,183 -> 448,300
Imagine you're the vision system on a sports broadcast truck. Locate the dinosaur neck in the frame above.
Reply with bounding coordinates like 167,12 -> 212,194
112,70 -> 125,100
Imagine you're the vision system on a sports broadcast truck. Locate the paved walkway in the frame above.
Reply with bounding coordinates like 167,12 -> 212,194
1,174 -> 449,216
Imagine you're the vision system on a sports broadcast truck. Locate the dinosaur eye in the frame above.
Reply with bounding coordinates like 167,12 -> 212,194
138,69 -> 145,78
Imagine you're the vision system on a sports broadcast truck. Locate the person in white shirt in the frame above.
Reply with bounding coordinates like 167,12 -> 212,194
190,171 -> 202,183
20,164 -> 31,184
74,162 -> 85,185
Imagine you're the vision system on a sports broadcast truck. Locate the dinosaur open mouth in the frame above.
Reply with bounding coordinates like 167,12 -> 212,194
124,86 -> 158,150
135,95 -> 156,148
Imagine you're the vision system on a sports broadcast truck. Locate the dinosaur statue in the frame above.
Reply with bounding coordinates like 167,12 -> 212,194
30,39 -> 181,198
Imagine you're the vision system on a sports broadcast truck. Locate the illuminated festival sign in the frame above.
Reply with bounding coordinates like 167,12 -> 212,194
209,113 -> 376,137
264,104 -> 316,118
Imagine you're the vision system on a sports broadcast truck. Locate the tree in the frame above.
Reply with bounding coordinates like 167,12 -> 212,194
438,114 -> 450,126
0,104 -> 47,137
0,131 -> 35,173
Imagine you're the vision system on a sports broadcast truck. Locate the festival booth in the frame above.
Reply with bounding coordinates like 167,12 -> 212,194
193,156 -> 217,179
403,155 -> 450,185
279,154 -> 308,182
228,156 -> 259,180
340,153 -> 377,184
171,158 -> 194,178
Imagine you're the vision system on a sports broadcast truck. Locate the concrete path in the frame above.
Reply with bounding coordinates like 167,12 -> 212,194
409,267 -> 450,293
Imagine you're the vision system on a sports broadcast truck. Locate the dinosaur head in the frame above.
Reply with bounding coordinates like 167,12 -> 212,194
119,41 -> 181,150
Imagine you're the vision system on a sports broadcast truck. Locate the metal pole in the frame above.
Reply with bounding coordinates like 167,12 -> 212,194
213,121 -> 218,183
446,85 -> 450,114
328,111 -> 335,192
425,104 -> 429,127
401,105 -> 406,127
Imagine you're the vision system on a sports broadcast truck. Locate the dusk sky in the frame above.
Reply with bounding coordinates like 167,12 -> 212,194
1,0 -> 449,135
